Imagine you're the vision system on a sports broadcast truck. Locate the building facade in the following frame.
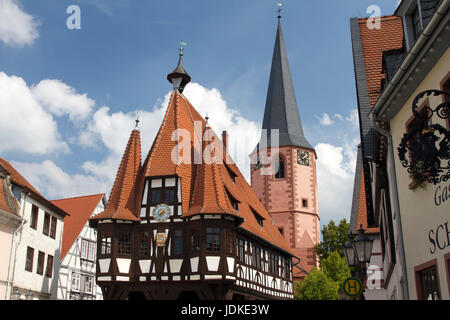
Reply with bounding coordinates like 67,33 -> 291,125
0,158 -> 69,300
0,163 -> 22,299
53,194 -> 106,300
89,52 -> 296,300
250,15 -> 320,282
350,0 -> 449,300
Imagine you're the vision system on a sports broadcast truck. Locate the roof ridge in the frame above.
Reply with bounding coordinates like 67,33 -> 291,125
51,193 -> 105,202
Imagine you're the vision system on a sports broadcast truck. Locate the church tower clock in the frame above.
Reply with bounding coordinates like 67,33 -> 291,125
250,14 -> 320,281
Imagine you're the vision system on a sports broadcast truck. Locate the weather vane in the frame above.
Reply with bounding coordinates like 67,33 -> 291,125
135,114 -> 140,129
277,3 -> 283,18
179,40 -> 187,56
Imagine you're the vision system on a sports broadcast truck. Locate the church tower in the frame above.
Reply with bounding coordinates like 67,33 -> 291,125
250,14 -> 320,280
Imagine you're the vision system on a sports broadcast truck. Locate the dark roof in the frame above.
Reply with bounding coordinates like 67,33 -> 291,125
253,19 -> 313,153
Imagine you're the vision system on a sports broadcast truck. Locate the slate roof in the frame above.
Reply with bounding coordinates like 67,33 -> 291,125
51,193 -> 105,260
254,19 -> 313,153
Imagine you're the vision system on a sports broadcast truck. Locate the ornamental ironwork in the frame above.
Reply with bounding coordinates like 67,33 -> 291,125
397,90 -> 449,185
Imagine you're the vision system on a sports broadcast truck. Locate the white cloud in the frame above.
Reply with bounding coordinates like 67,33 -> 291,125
315,140 -> 358,224
317,113 -> 334,126
346,109 -> 359,128
0,0 -> 39,46
0,72 -> 69,154
11,160 -> 109,199
32,79 -> 95,122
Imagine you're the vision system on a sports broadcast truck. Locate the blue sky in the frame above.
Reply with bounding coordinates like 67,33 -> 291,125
0,0 -> 399,227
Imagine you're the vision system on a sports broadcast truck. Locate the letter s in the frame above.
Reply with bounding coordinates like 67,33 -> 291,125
429,229 -> 436,254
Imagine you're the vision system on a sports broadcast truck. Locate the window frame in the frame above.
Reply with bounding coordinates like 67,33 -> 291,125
206,227 -> 221,253
50,216 -> 57,239
414,259 -> 441,300
25,246 -> 34,272
43,212 -> 50,236
117,232 -> 131,256
30,205 -> 39,230
45,254 -> 54,278
37,251 -> 45,275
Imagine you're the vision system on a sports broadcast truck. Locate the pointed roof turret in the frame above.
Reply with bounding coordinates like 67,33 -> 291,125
254,16 -> 313,152
90,128 -> 141,224
167,41 -> 191,93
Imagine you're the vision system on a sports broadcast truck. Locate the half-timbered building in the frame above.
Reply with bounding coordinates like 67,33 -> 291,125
89,51 -> 297,300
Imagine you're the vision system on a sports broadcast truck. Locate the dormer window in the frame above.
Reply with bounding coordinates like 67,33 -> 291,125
225,164 -> 237,183
250,206 -> 265,229
225,188 -> 239,212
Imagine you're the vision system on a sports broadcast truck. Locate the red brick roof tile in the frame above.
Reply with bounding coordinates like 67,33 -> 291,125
51,194 -> 105,260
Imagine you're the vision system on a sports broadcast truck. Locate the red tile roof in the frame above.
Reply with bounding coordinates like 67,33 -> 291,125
51,194 -> 105,260
0,158 -> 42,197
0,176 -> 17,216
91,129 -> 141,222
0,158 -> 69,218
356,16 -> 404,234
358,16 -> 404,109
91,91 -> 293,255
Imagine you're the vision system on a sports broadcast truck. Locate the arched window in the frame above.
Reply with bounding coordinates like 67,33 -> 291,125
275,157 -> 285,179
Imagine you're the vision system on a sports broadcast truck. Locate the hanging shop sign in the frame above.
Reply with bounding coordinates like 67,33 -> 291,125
398,90 -> 449,186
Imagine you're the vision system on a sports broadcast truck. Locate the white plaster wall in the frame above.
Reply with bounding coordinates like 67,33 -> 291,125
11,196 -> 64,299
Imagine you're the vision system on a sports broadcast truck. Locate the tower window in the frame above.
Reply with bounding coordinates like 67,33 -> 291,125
302,199 -> 308,208
275,157 -> 285,179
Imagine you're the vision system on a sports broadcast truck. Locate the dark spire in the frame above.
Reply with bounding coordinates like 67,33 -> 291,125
167,41 -> 191,93
256,16 -> 313,151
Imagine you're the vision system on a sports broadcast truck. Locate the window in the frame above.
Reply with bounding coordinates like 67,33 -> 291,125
225,164 -> 237,183
37,251 -> 45,275
275,157 -> 285,179
253,245 -> 261,269
100,236 -> 111,255
140,233 -> 149,257
415,260 -> 441,300
165,188 -> 176,203
224,229 -> 234,255
302,199 -> 308,208
25,247 -> 34,272
278,227 -> 284,236
206,228 -> 221,252
173,230 -> 183,256
226,189 -> 239,212
30,205 -> 38,230
43,213 -> 50,236
237,239 -> 245,263
71,272 -> 81,292
250,207 -> 264,228
88,243 -> 96,261
83,276 -> 94,294
151,189 -> 161,204
118,232 -> 131,255
81,239 -> 88,259
190,230 -> 200,254
50,216 -> 57,239
46,255 -> 53,278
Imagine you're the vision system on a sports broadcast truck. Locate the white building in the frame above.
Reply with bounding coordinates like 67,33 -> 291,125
52,194 -> 106,300
0,158 -> 69,300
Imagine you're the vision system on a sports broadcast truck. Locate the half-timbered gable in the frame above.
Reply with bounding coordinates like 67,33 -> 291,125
89,52 -> 295,301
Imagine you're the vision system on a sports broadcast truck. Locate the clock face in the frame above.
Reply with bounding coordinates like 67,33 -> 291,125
297,150 -> 310,166
153,204 -> 171,222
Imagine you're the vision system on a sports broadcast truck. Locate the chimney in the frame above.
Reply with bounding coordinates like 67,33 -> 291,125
222,131 -> 229,150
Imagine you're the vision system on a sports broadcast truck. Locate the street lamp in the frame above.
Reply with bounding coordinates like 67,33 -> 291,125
352,225 -> 374,265
343,234 -> 358,267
